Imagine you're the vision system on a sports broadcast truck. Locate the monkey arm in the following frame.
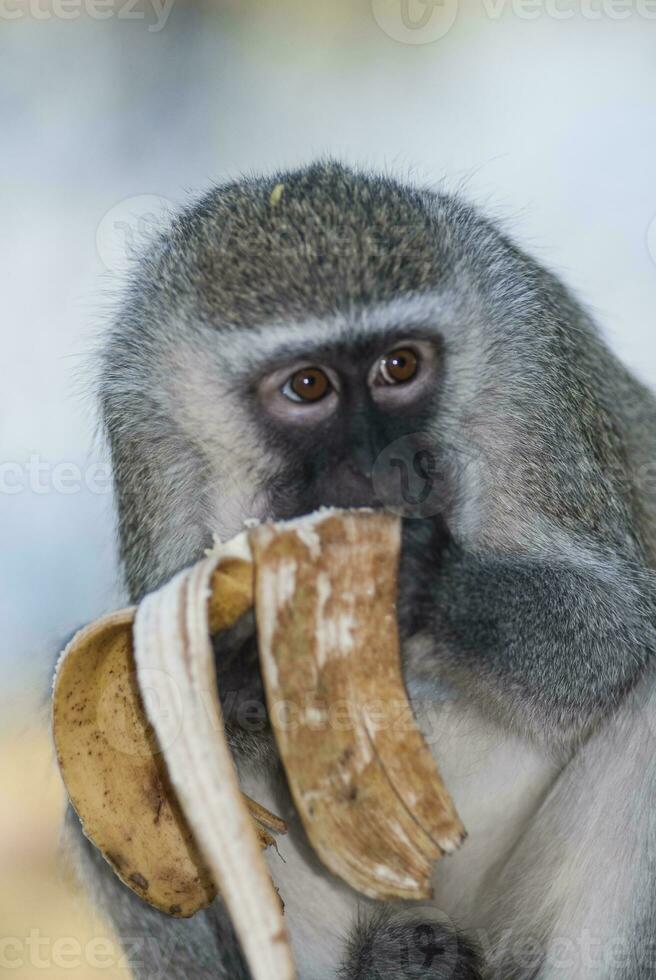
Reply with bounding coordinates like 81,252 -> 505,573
473,667 -> 656,979
429,539 -> 656,740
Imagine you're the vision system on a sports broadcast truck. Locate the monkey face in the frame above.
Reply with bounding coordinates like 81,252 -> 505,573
103,164 -> 517,607
255,335 -> 444,516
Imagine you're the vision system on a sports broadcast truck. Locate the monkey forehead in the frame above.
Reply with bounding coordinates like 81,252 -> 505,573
201,295 -> 459,378
143,161 -> 510,331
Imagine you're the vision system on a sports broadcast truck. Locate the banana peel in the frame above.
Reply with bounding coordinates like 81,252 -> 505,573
53,509 -> 465,980
53,606 -> 216,916
251,510 -> 464,900
53,537 -> 293,980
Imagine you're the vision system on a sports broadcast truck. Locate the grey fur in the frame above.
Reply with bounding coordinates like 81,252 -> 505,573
341,906 -> 484,979
68,160 -> 656,978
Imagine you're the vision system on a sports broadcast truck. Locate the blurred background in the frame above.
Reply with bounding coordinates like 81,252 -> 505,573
1,1 -> 656,974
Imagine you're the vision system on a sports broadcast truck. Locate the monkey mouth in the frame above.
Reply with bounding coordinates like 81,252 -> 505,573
213,608 -> 275,759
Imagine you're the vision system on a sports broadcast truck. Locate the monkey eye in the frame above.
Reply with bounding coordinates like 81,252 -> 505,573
377,348 -> 419,385
281,367 -> 331,403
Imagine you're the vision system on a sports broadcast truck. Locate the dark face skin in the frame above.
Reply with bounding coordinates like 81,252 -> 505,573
253,331 -> 445,511
216,332 -> 451,752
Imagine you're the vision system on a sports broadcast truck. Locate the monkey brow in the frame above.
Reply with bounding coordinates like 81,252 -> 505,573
238,296 -> 446,368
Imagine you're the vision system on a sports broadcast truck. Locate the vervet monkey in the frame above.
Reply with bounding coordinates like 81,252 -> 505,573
72,162 -> 656,979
